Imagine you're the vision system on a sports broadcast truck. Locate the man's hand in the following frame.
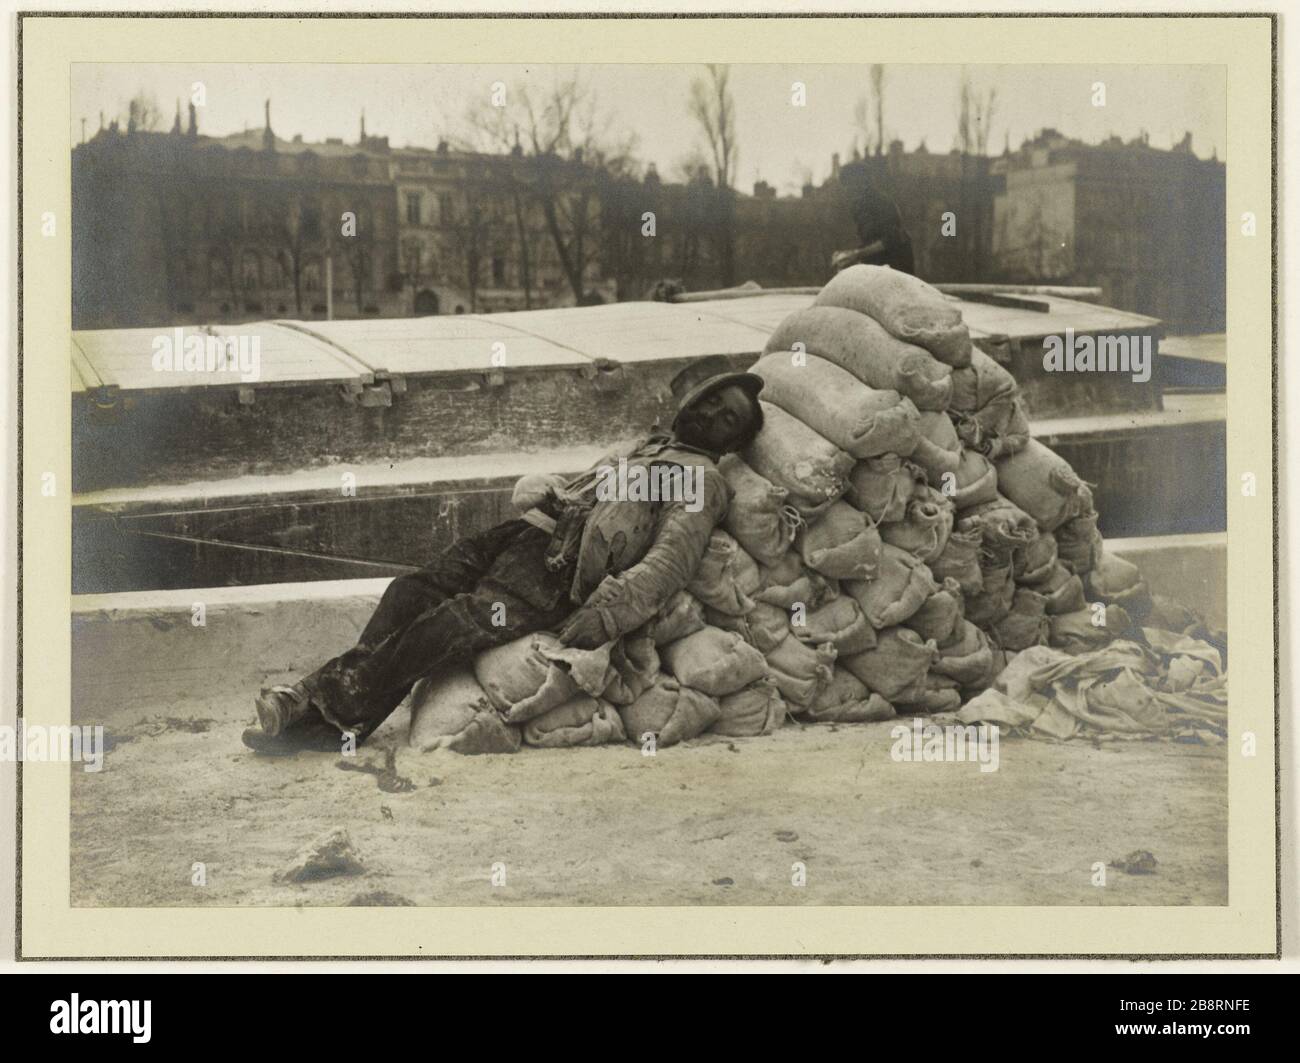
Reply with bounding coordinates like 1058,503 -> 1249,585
558,607 -> 608,649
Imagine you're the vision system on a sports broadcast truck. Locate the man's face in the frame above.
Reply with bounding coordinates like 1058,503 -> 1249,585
676,384 -> 756,454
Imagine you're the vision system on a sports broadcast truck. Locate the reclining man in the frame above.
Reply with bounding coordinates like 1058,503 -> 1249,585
242,355 -> 765,754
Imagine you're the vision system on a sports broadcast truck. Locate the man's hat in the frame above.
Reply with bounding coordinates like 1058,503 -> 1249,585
669,354 -> 764,424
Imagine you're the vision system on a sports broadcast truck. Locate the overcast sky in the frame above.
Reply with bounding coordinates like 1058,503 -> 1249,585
73,63 -> 1225,194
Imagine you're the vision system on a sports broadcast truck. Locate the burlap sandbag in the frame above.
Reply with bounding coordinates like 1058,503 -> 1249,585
797,499 -> 883,580
1032,562 -> 1088,615
1087,551 -> 1151,614
619,676 -> 720,747
600,635 -> 662,706
911,410 -> 963,480
962,494 -> 1039,566
947,449 -> 999,511
879,493 -> 953,563
995,438 -> 1094,532
475,633 -> 586,723
1055,512 -> 1103,576
841,626 -> 938,702
764,632 -> 836,707
1014,531 -> 1059,585
906,578 -> 964,644
660,625 -> 769,697
754,550 -> 839,611
963,557 -> 1016,628
814,264 -> 972,367
644,590 -> 706,646
846,453 -> 925,524
719,454 -> 800,566
745,601 -> 794,654
932,619 -> 997,688
896,679 -> 964,715
928,519 -> 983,596
845,543 -> 937,628
764,306 -> 953,410
990,587 -> 1051,651
409,669 -> 522,754
523,694 -> 627,748
947,347 -> 1017,414
714,679 -> 788,737
1048,604 -> 1134,654
687,530 -> 760,616
744,401 -> 854,517
801,666 -> 896,724
751,352 -> 921,460
794,595 -> 877,655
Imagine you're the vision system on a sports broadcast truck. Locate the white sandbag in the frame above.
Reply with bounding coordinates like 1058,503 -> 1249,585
990,587 -> 1051,651
962,494 -> 1040,566
754,550 -> 839,611
845,543 -> 938,629
797,499 -> 883,580
764,306 -> 953,410
643,590 -> 706,646
750,353 -> 920,459
1034,562 -> 1088,615
1048,604 -> 1133,653
601,635 -> 662,706
686,530 -> 761,616
408,669 -> 521,754
841,626 -> 938,702
719,454 -> 800,566
1013,532 -> 1059,585
947,347 -> 1017,413
744,401 -> 855,516
714,679 -> 788,737
933,619 -> 997,689
764,632 -> 836,707
660,625 -> 769,697
474,633 -> 583,723
911,410 -> 963,480
928,519 -> 983,596
1087,550 -> 1151,612
1054,512 -> 1103,576
745,601 -> 794,654
963,558 -> 1016,628
946,449 -> 999,510
794,595 -> 877,655
906,579 -> 964,644
523,694 -> 627,748
619,677 -> 720,747
801,666 -> 896,724
879,493 -> 953,563
815,264 -> 973,367
995,438 -> 1094,532
846,454 -> 925,524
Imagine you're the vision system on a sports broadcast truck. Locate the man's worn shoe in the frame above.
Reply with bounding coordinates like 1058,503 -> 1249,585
254,683 -> 313,737
241,715 -> 347,756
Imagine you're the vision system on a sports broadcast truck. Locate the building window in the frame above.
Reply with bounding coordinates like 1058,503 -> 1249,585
492,254 -> 506,287
303,260 -> 322,292
438,192 -> 454,227
406,193 -> 423,225
241,251 -> 261,292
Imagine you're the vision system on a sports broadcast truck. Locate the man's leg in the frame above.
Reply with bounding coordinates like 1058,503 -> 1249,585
250,519 -> 533,740
310,524 -> 575,743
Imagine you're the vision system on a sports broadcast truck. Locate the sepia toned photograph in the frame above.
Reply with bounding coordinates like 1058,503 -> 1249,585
12,10 -> 1278,960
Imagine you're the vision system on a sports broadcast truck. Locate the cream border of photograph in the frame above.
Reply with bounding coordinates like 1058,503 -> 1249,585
18,13 -> 1275,957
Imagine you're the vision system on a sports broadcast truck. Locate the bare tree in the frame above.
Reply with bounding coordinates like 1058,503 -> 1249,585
956,69 -> 998,156
125,91 -> 163,133
687,64 -> 739,286
465,70 -> 635,304
854,65 -> 887,156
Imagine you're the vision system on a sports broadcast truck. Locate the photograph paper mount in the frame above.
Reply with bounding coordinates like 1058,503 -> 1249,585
14,10 -> 1278,960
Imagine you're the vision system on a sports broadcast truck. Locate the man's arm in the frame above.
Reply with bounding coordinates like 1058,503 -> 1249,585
562,468 -> 730,645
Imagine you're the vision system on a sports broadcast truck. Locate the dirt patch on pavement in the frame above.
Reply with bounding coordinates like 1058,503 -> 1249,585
70,692 -> 1226,908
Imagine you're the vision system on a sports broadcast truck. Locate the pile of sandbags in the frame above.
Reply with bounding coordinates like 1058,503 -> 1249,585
409,265 -> 1197,754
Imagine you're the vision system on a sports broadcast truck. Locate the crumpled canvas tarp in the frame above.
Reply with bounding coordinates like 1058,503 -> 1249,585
955,633 -> 1227,741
